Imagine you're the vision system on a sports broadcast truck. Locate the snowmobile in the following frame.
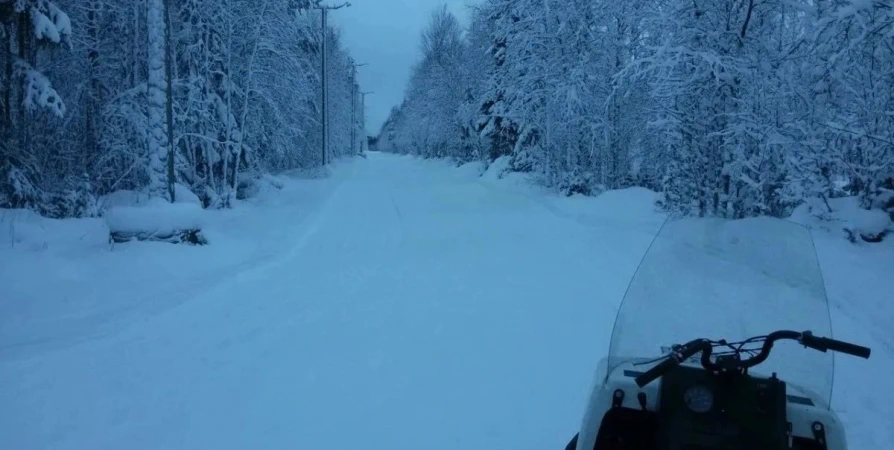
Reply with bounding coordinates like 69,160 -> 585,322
565,217 -> 872,450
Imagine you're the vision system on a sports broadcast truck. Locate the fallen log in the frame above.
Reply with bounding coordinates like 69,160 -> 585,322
105,198 -> 208,246
109,228 -> 207,245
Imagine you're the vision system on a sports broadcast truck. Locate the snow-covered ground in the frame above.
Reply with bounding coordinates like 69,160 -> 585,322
1,152 -> 891,449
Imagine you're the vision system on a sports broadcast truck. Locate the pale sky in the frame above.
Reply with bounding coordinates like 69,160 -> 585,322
330,0 -> 479,136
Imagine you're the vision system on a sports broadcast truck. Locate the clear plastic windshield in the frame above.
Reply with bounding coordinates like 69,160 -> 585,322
608,217 -> 834,407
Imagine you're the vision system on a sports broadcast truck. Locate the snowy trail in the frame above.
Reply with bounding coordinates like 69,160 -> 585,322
3,153 -> 890,450
1,153 -> 664,450
0,170 -> 342,359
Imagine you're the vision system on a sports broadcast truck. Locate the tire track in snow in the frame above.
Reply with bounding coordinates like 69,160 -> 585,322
139,179 -> 350,321
830,298 -> 894,358
388,188 -> 406,248
0,176 -> 350,360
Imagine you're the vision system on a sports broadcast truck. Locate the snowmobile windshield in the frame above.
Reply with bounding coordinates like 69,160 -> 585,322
607,217 -> 835,408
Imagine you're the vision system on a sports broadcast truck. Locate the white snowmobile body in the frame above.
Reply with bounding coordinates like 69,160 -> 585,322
566,217 -> 871,450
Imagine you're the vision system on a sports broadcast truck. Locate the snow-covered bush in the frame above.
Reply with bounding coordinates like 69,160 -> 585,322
41,189 -> 99,219
792,196 -> 892,244
840,205 -> 892,244
0,158 -> 97,219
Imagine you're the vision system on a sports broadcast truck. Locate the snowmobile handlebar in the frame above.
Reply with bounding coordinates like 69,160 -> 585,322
799,331 -> 872,358
633,354 -> 681,388
635,330 -> 871,388
634,339 -> 713,388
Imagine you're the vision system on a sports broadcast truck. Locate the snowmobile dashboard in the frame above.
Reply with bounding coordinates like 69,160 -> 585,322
570,330 -> 871,450
639,331 -> 870,450
656,364 -> 789,449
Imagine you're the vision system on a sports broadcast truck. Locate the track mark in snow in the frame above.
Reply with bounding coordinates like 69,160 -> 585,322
279,182 -> 346,262
388,189 -> 406,247
140,181 -> 348,323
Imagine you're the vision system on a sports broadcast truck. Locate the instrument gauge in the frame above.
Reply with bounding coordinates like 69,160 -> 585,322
683,385 -> 714,413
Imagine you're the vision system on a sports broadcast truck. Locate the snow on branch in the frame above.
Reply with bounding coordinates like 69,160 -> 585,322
15,60 -> 66,118
30,0 -> 72,47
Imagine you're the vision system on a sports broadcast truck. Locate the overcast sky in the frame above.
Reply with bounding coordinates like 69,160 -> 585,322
330,0 -> 479,136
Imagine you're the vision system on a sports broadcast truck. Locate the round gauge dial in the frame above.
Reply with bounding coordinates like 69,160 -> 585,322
683,385 -> 714,413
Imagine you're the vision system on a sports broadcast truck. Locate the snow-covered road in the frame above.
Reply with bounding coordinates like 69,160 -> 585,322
2,152 -> 891,450
0,153 -> 664,449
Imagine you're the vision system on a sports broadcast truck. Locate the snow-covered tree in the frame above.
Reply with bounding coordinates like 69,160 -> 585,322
382,0 -> 892,223
1,0 -> 364,216
0,0 -> 74,216
807,0 -> 894,210
378,6 -> 467,160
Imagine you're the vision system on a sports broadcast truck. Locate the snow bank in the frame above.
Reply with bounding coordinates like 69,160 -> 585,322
455,160 -> 486,176
0,209 -> 108,252
790,196 -> 892,242
174,184 -> 201,205
478,157 -> 662,221
104,198 -> 205,235
238,174 -> 286,200
588,187 -> 662,220
843,207 -> 890,239
100,189 -> 151,209
481,155 -> 512,181
473,156 -> 665,232
101,184 -> 201,211
285,166 -> 332,180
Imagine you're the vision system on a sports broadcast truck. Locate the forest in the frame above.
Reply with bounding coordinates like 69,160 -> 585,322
377,0 -> 894,221
1,0 -> 364,218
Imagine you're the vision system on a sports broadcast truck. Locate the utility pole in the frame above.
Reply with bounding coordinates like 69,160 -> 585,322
360,91 -> 373,152
350,61 -> 367,155
313,1 -> 350,166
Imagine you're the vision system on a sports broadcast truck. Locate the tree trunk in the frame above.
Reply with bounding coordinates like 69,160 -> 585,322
147,0 -> 171,200
163,0 -> 176,201
85,0 -> 102,171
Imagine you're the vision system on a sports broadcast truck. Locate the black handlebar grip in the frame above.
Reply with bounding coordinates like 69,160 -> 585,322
823,338 -> 871,359
635,356 -> 679,388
